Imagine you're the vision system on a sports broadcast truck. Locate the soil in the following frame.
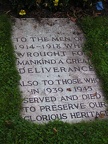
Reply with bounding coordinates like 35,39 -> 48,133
0,1 -> 108,20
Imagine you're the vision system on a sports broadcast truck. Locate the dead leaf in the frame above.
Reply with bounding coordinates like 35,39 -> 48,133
36,0 -> 41,3
53,128 -> 57,133
67,88 -> 72,91
93,92 -> 97,96
93,12 -> 101,17
6,10 -> 11,14
5,120 -> 12,125
99,113 -> 105,118
88,51 -> 92,57
70,17 -> 77,22
67,13 -> 77,23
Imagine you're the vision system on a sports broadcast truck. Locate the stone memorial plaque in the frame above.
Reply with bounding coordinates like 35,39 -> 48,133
12,18 -> 108,123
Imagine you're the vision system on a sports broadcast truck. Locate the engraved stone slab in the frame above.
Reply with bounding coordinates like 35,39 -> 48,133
12,18 -> 108,123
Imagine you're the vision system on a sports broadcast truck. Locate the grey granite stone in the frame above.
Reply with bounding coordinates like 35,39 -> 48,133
12,18 -> 108,123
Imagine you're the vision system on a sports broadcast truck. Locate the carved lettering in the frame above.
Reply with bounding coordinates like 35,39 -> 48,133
13,19 -> 106,124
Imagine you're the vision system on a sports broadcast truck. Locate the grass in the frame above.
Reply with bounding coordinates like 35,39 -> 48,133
79,17 -> 108,99
0,15 -> 108,144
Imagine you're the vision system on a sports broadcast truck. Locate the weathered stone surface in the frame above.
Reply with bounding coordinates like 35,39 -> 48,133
12,18 -> 108,123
